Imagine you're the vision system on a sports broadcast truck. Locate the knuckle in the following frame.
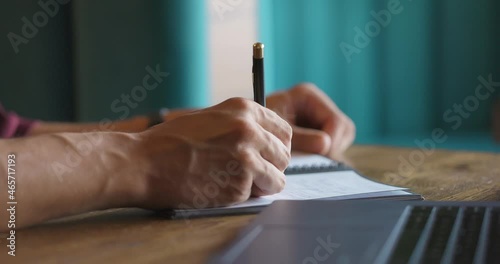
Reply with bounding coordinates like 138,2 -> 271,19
266,172 -> 286,194
263,137 -> 290,171
237,148 -> 256,169
277,176 -> 286,192
293,82 -> 317,94
278,154 -> 290,172
284,122 -> 293,142
231,118 -> 258,140
268,111 -> 292,144
283,149 -> 292,164
227,97 -> 254,111
268,143 -> 290,171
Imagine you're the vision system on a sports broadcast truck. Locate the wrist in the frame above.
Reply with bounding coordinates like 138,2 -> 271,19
99,132 -> 150,209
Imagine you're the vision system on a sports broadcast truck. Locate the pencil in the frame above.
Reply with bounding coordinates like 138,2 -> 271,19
253,42 -> 265,107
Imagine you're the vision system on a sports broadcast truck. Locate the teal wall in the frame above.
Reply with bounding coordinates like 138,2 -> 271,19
1,0 -> 498,151
74,0 -> 209,121
0,1 -> 74,121
259,0 -> 500,152
0,0 -> 208,122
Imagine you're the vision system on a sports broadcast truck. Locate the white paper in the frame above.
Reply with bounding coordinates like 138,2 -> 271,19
192,170 -> 407,211
288,152 -> 336,168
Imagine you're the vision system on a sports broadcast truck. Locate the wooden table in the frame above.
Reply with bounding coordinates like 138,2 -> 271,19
1,146 -> 499,264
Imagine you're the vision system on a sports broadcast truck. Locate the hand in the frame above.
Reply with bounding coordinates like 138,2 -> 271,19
135,98 -> 292,209
267,83 -> 355,159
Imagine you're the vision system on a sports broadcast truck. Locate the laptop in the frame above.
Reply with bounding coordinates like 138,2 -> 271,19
209,200 -> 500,264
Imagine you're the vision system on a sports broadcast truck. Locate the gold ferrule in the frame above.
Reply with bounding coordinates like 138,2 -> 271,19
253,42 -> 264,59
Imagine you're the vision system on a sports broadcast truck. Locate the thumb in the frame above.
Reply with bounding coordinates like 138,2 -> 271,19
291,126 -> 331,155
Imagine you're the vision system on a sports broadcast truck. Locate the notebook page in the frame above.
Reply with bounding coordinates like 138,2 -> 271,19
193,170 -> 407,211
288,153 -> 336,168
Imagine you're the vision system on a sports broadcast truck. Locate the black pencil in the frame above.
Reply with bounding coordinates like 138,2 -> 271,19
252,42 -> 265,107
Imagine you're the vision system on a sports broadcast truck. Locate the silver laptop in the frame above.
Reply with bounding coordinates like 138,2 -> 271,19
210,200 -> 500,264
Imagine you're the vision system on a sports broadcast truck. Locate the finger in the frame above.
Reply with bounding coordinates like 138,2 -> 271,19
227,118 -> 290,172
290,83 -> 342,129
329,121 -> 346,157
291,126 -> 331,155
330,115 -> 356,154
251,184 -> 267,197
256,127 -> 291,172
251,104 -> 293,151
339,119 -> 356,153
251,154 -> 286,196
217,98 -> 293,150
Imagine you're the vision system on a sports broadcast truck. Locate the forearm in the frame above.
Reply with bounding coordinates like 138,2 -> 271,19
27,109 -> 197,136
0,132 -> 146,231
27,116 -> 149,136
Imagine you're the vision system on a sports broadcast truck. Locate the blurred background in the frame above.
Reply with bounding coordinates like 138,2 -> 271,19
0,0 -> 499,152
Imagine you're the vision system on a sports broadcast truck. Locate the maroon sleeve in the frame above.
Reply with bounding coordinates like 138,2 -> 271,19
0,103 -> 39,138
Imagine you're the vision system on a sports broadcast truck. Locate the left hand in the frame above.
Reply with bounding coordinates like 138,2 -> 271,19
267,83 -> 356,159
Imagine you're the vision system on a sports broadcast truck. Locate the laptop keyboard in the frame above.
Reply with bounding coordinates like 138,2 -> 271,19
387,205 -> 500,264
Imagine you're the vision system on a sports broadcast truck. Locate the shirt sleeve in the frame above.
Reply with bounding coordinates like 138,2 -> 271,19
0,103 -> 39,138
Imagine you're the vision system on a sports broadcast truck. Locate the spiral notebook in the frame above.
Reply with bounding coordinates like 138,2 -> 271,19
161,153 -> 422,219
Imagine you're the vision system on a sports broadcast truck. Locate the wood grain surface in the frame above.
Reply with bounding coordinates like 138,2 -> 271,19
1,145 -> 499,264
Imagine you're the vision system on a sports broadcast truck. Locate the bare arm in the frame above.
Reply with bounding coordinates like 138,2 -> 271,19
0,83 -> 354,231
26,109 -> 196,136
0,132 -> 145,232
0,99 -> 291,231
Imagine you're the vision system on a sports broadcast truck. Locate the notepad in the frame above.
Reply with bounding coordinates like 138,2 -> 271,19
161,154 -> 422,219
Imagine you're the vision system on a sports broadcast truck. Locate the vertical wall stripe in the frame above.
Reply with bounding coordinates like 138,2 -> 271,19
385,0 -> 434,136
272,0 -> 308,90
341,1 -> 380,141
440,0 -> 499,132
302,1 -> 340,107
160,0 -> 209,109
257,0 -> 498,150
0,1 -> 74,121
74,0 -> 208,121
258,0 -> 276,94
